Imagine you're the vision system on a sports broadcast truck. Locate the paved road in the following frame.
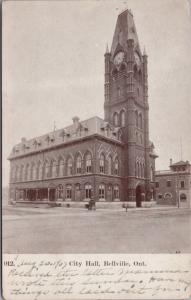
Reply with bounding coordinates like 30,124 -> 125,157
2,206 -> 191,253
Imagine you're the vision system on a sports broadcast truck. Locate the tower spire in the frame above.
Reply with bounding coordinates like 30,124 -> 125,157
110,8 -> 141,57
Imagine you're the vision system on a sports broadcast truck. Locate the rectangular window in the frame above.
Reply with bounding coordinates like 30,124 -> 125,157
66,188 -> 72,199
181,181 -> 185,188
155,182 -> 159,188
99,186 -> 105,199
86,165 -> 92,173
114,188 -> 119,199
76,167 -> 81,174
100,166 -> 104,173
85,189 -> 91,199
167,180 -> 171,187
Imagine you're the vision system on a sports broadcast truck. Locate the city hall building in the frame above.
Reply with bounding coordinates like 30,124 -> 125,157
8,9 -> 158,207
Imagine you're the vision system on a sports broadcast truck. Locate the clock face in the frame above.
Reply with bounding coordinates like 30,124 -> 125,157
135,52 -> 141,66
114,51 -> 124,66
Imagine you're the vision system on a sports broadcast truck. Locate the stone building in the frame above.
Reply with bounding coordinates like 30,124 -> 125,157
155,160 -> 191,208
8,9 -> 157,207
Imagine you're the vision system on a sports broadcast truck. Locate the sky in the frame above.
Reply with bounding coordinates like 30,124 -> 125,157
2,0 -> 191,187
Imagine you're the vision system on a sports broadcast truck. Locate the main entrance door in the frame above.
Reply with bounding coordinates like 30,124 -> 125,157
136,185 -> 142,207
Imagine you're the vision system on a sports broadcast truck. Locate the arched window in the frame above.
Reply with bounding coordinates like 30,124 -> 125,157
135,111 -> 138,127
52,160 -> 57,178
66,184 -> 72,199
114,185 -> 120,200
57,184 -> 64,200
139,113 -> 143,129
164,193 -> 172,200
114,157 -> 119,175
136,162 -> 139,177
142,163 -> 145,178
120,110 -> 125,127
99,184 -> 105,200
113,112 -> 119,126
42,160 -> 48,179
180,193 -> 187,202
48,160 -> 53,178
139,163 -> 142,178
30,163 -> 35,180
85,183 -> 92,199
76,155 -> 82,174
85,153 -> 92,173
14,165 -> 19,181
36,161 -> 41,180
58,157 -> 65,177
19,165 -> 24,181
67,157 -> 73,176
140,163 -> 143,178
108,156 -> 112,175
99,154 -> 105,173
10,166 -> 14,182
24,164 -> 29,181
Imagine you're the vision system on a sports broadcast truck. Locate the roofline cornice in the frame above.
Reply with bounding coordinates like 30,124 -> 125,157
8,133 -> 124,161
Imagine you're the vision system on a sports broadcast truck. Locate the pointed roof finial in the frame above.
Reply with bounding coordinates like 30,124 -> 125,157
143,46 -> 147,56
106,43 -> 109,54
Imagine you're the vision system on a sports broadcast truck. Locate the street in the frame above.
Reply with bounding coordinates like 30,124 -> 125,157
2,205 -> 191,253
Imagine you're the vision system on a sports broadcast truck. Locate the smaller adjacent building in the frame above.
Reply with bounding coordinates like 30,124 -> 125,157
155,160 -> 191,208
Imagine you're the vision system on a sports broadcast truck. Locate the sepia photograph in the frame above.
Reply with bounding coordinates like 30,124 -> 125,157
2,0 -> 191,256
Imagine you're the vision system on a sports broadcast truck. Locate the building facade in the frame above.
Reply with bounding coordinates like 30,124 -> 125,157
155,160 -> 191,208
8,9 -> 157,207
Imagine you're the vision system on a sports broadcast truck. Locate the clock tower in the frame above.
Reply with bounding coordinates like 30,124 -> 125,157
104,9 -> 153,205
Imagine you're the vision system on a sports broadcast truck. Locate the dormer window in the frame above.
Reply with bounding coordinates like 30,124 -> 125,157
59,130 -> 66,141
33,140 -> 38,148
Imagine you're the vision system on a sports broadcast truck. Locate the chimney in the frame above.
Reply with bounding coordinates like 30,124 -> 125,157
21,137 -> 26,143
72,116 -> 80,130
170,158 -> 173,166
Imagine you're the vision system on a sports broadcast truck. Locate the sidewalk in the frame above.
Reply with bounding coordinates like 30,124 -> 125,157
3,203 -> 190,214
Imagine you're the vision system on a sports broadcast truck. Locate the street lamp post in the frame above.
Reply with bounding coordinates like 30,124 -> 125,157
176,171 -> 180,208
